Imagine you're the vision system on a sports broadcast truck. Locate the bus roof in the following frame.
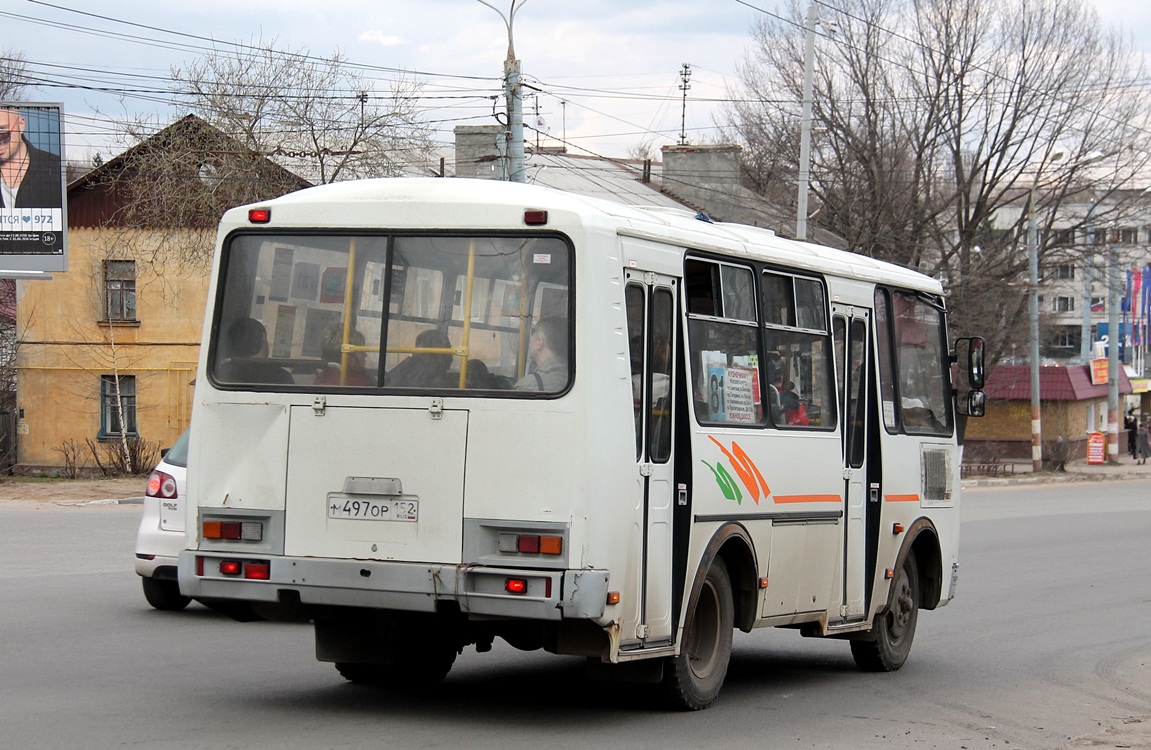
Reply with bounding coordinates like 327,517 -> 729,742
227,177 -> 943,296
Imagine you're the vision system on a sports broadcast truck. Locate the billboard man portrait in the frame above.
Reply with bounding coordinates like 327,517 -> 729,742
0,107 -> 63,209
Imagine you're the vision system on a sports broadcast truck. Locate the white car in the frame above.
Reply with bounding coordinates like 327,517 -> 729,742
134,428 -> 191,611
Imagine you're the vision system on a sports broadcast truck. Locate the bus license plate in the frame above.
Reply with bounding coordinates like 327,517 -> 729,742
327,497 -> 418,522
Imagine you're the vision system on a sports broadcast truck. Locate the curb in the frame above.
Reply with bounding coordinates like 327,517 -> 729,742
56,496 -> 146,507
962,470 -> 1150,488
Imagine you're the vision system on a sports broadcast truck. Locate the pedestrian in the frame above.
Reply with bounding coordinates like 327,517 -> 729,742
1138,421 -> 1151,465
1126,410 -> 1138,459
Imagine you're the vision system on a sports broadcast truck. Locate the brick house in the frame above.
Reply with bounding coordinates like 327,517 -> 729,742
963,364 -> 1135,462
14,116 -> 307,473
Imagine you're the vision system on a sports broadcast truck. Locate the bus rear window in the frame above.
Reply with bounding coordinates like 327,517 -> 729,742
210,233 -> 572,394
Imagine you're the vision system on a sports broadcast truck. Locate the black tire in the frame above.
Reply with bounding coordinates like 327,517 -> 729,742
664,557 -> 734,710
851,551 -> 920,672
142,576 -> 191,611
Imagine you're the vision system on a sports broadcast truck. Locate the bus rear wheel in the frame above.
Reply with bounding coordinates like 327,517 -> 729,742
664,557 -> 734,710
335,646 -> 456,690
851,551 -> 919,672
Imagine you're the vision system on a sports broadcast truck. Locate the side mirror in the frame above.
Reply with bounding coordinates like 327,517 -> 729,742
965,337 -> 985,389
966,390 -> 986,418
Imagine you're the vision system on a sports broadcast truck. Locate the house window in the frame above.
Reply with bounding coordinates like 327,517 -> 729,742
100,375 -> 137,438
105,260 -> 137,321
1053,296 -> 1075,313
1051,327 -> 1078,349
1055,264 -> 1075,280
1119,227 -> 1138,245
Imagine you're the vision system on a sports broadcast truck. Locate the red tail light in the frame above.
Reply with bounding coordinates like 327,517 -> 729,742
146,470 -> 177,499
244,562 -> 271,580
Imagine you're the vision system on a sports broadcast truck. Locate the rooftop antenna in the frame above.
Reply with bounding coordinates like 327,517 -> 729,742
678,63 -> 692,146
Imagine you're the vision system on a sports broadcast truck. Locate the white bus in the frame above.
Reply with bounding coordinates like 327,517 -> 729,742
178,178 -> 984,709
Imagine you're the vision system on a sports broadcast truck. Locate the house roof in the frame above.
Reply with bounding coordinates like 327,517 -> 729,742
523,150 -> 686,209
984,364 -> 1131,401
66,115 -> 311,229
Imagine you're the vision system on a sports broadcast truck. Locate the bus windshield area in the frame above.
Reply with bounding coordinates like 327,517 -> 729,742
874,289 -> 953,435
210,233 -> 572,394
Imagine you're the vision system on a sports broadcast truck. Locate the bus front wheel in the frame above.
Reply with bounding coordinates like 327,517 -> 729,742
664,557 -> 734,710
851,551 -> 920,672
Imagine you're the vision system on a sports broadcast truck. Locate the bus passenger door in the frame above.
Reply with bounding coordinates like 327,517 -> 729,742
625,273 -> 677,646
833,308 -> 870,621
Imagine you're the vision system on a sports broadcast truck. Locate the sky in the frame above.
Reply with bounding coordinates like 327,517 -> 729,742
3,0 -> 1150,166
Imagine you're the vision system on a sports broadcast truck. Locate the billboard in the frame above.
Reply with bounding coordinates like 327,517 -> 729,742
0,102 -> 67,274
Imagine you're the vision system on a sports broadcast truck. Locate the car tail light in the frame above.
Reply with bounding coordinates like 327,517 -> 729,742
146,470 -> 177,499
505,578 -> 528,594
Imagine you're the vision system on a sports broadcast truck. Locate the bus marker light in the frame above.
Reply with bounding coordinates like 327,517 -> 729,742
884,568 -> 894,580
758,578 -> 769,589
203,520 -> 264,541
245,562 -> 271,580
893,523 -> 905,534
523,210 -> 548,225
505,578 -> 528,594
219,560 -> 242,576
248,208 -> 271,223
606,591 -> 621,605
196,556 -> 204,576
497,532 -> 563,555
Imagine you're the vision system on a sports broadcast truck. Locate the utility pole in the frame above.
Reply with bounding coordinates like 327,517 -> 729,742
1080,205 -> 1097,363
678,63 -> 692,146
796,2 -> 818,241
1027,151 -> 1064,472
478,1 -> 527,182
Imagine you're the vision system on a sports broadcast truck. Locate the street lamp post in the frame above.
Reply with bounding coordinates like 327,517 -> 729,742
796,1 -> 817,241
1107,230 -> 1121,462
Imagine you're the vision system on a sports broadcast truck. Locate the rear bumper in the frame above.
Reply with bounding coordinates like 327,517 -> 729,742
134,501 -> 184,578
178,551 -> 609,622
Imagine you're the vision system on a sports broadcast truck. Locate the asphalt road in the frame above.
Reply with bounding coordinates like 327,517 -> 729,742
0,480 -> 1147,749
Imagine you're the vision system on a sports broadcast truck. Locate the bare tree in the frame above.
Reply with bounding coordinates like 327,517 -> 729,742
726,0 -> 1151,364
102,115 -> 309,272
0,49 -> 30,99
170,38 -> 436,184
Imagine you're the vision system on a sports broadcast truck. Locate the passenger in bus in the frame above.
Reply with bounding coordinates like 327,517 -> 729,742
514,317 -> 568,392
314,327 -> 372,387
465,358 -> 504,389
765,357 -> 786,423
781,381 -> 809,425
217,317 -> 293,385
386,329 -> 455,388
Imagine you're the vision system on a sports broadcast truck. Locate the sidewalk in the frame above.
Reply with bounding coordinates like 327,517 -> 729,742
0,476 -> 144,504
963,454 -> 1151,488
